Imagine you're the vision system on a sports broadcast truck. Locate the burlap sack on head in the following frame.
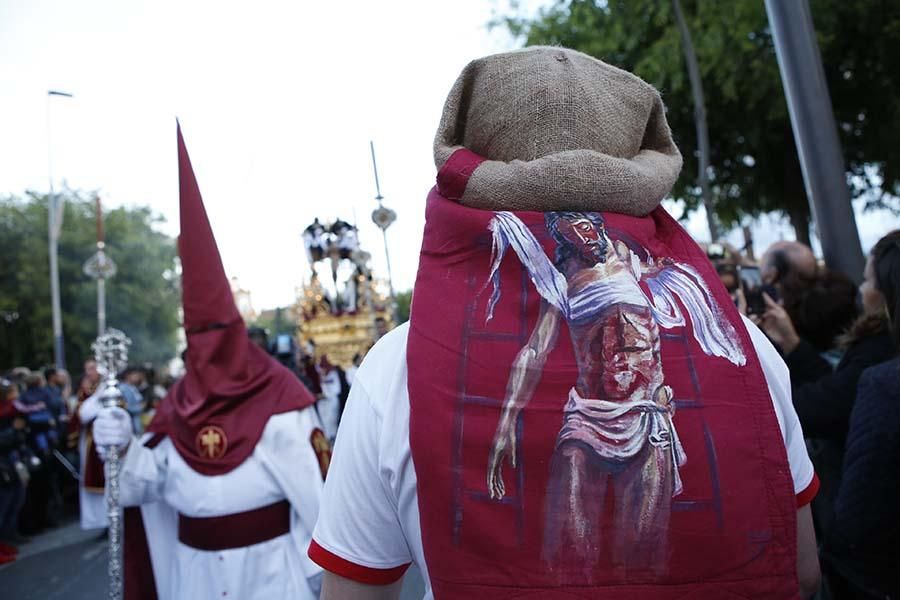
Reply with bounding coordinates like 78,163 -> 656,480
434,46 -> 682,216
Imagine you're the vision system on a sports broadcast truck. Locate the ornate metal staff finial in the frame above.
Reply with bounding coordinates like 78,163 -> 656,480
92,328 -> 130,382
92,327 -> 131,600
84,197 -> 117,336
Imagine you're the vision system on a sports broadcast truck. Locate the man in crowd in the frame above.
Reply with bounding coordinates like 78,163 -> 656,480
316,356 -> 343,443
71,358 -> 107,531
16,372 -> 60,532
93,124 -> 328,600
309,47 -> 820,599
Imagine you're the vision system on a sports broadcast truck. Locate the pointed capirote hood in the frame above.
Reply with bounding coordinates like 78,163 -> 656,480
148,124 -> 315,476
177,123 -> 242,333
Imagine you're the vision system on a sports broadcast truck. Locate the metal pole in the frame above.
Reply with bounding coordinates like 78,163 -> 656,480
97,278 -> 106,335
764,0 -> 865,281
104,440 -> 123,600
381,229 -> 396,303
93,329 -> 131,600
370,141 -> 383,201
368,142 -> 398,322
47,90 -> 72,370
48,191 -> 65,369
672,0 -> 719,242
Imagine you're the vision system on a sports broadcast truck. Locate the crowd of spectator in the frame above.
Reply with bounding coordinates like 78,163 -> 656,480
707,229 -> 900,598
0,360 -> 171,565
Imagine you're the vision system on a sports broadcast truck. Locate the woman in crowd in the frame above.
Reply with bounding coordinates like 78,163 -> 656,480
15,373 -> 60,533
756,236 -> 897,537
0,378 -> 28,563
820,230 -> 900,599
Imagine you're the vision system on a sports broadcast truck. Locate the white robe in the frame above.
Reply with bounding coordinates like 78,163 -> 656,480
317,370 -> 342,441
119,409 -> 325,600
78,390 -> 107,530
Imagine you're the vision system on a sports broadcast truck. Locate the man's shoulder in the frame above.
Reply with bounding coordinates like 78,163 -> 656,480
860,357 -> 900,387
353,322 -> 410,415
358,323 -> 410,378
856,358 -> 900,417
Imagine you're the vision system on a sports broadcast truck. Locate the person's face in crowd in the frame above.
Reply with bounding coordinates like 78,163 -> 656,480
375,318 -> 388,338
761,259 -> 778,287
761,242 -> 817,288
860,255 -> 886,316
84,360 -> 99,382
57,370 -> 71,395
719,272 -> 738,294
124,371 -> 144,386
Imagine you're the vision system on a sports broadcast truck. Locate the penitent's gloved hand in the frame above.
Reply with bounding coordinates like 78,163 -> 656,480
93,407 -> 133,458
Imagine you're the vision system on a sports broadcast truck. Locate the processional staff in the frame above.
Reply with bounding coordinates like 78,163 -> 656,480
92,328 -> 132,600
83,197 -> 117,336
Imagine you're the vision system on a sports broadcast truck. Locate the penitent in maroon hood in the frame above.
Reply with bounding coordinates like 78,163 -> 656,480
145,124 -> 314,476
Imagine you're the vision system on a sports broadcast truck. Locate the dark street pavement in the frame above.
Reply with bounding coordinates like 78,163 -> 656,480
0,518 -> 426,599
0,520 -> 108,600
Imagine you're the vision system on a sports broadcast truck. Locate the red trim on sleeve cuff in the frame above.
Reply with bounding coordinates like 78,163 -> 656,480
796,473 -> 820,507
308,539 -> 410,585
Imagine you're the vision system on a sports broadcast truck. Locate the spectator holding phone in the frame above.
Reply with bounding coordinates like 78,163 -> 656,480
755,232 -> 899,540
761,240 -> 818,294
821,230 -> 900,598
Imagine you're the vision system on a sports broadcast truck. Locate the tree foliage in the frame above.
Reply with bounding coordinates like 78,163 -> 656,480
395,290 -> 412,324
0,191 -> 180,371
498,0 -> 900,242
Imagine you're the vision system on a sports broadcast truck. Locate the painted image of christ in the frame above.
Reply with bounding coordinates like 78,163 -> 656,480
483,211 -> 746,575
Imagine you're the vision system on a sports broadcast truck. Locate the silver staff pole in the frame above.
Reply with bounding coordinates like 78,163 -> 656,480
92,329 -> 132,600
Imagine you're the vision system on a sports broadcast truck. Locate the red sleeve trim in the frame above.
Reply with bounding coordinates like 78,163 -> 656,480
308,539 -> 410,585
436,148 -> 486,201
796,473 -> 820,507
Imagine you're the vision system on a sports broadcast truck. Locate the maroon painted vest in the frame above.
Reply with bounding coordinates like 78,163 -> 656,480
407,150 -> 800,598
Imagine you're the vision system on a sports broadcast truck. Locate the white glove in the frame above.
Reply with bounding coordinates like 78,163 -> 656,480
93,407 -> 133,454
78,383 -> 108,423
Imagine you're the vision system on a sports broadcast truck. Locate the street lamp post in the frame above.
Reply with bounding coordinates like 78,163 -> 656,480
47,89 -> 73,369
764,0 -> 865,282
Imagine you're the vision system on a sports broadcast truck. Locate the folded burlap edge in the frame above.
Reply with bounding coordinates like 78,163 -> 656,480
433,48 -> 683,217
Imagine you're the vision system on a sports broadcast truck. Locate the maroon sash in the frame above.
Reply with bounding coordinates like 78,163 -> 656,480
124,507 -> 158,600
124,434 -> 165,600
82,432 -> 105,492
407,155 -> 799,598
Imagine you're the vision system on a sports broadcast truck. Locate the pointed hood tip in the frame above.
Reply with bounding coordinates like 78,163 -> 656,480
177,127 -> 242,332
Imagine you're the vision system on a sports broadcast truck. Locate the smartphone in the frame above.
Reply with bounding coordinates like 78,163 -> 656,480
739,265 -> 766,316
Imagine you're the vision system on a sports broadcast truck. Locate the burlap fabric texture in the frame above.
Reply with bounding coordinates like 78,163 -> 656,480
434,46 -> 683,216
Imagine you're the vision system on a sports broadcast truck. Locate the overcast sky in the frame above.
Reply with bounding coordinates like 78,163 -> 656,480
2,0 -> 897,311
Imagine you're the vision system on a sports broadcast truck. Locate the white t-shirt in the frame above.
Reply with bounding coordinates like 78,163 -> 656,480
310,318 -> 817,597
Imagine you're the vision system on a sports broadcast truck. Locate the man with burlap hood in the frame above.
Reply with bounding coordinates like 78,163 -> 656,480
309,47 -> 820,599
